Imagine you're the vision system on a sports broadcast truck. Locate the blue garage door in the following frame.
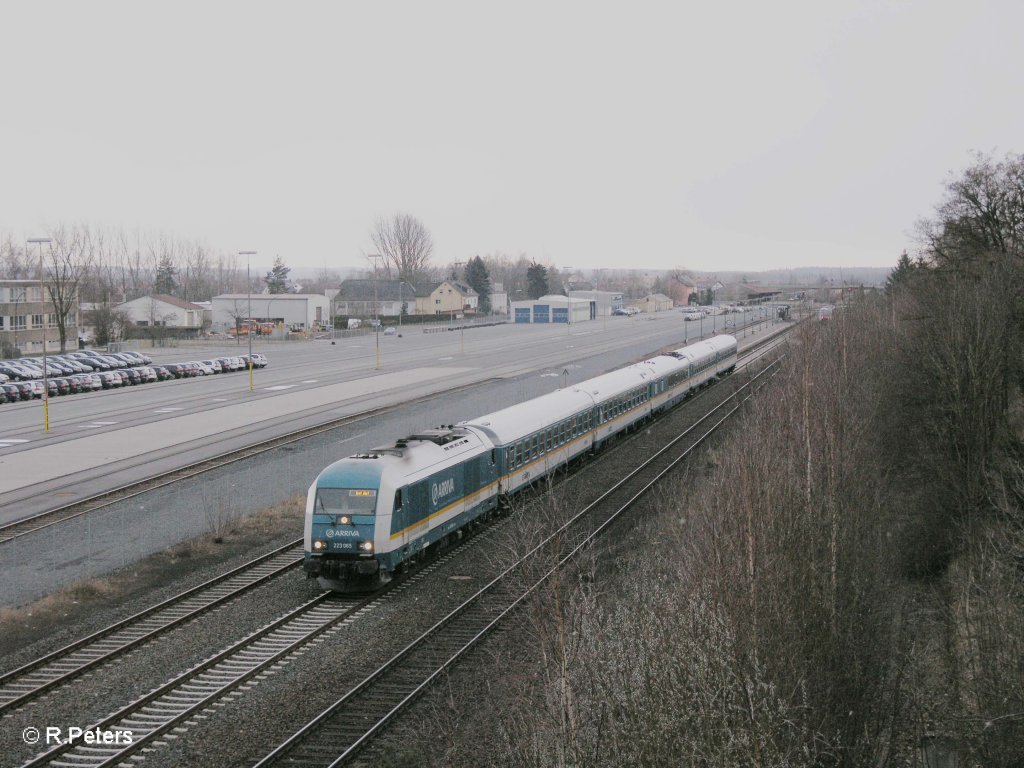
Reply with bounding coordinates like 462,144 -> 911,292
533,305 -> 550,323
515,308 -> 531,323
552,307 -> 568,323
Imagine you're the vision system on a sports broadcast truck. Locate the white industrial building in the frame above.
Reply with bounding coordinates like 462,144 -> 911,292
567,290 -> 623,317
211,293 -> 331,332
511,295 -> 593,324
118,294 -> 206,332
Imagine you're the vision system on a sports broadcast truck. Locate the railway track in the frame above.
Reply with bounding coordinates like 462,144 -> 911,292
0,540 -> 303,715
251,345 -> 785,767
16,530 -> 501,768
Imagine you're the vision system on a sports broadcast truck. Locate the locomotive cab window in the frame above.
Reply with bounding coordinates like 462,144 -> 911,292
315,488 -> 378,516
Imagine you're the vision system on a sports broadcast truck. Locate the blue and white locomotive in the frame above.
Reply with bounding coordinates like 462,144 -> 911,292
304,334 -> 738,590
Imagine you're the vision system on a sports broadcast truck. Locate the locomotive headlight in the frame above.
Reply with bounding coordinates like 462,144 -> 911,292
337,515 -> 351,526
359,540 -> 374,553
312,540 -> 327,552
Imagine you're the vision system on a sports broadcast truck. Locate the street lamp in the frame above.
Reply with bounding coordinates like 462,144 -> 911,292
28,238 -> 52,431
239,251 -> 257,391
368,254 -> 382,370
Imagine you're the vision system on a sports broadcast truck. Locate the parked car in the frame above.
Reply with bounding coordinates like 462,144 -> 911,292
200,359 -> 223,374
72,373 -> 102,391
162,363 -> 186,379
0,365 -> 30,381
216,357 -> 243,372
134,366 -> 158,383
189,361 -> 216,376
59,376 -> 81,394
10,381 -> 35,399
153,366 -> 174,381
99,371 -> 122,389
240,353 -> 269,369
69,353 -> 110,371
1,383 -> 23,401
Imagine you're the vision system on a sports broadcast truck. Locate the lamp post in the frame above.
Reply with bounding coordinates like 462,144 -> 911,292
239,251 -> 257,391
368,254 -> 382,370
28,238 -> 52,431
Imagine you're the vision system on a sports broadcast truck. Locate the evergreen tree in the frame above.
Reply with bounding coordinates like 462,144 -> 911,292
885,250 -> 916,293
526,260 -> 549,299
264,256 -> 291,294
154,255 -> 178,295
464,255 -> 492,314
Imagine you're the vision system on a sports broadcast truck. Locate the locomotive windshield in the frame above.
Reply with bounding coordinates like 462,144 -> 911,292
315,488 -> 378,516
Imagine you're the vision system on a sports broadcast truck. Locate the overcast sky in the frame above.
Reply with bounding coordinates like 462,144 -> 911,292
2,1 -> 1020,275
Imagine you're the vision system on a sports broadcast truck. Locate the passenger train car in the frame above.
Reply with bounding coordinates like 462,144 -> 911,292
304,334 -> 738,590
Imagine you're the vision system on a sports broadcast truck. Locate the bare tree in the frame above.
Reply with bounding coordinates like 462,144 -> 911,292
918,151 -> 1024,271
184,241 -> 214,301
44,225 -> 95,352
0,234 -> 31,278
369,213 -> 434,282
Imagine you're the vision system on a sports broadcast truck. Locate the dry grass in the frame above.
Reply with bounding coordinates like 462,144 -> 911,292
0,495 -> 304,657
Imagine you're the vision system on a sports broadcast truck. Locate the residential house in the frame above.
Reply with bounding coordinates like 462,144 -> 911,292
416,280 -> 478,316
636,293 -> 673,313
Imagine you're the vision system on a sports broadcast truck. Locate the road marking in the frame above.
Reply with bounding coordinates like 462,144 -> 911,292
92,421 -> 118,425
438,356 -> 453,361
265,385 -> 295,391
154,407 -> 185,413
211,398 -> 228,402
301,379 -> 318,384
0,438 -> 29,443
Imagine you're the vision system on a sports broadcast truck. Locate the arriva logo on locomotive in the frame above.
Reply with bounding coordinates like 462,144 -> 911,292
431,477 -> 456,506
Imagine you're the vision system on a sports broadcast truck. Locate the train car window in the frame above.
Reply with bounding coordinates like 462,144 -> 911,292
394,490 -> 403,511
490,449 -> 496,466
